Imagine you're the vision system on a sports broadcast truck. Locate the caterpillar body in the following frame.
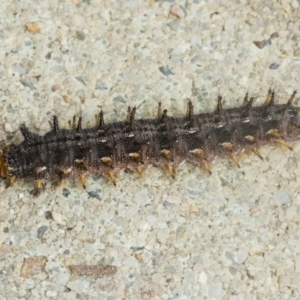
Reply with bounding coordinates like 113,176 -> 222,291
0,89 -> 298,194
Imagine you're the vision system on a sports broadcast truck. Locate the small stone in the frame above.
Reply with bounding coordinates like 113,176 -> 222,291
270,32 -> 279,39
4,123 -> 13,133
274,190 -> 290,204
52,212 -> 65,225
170,4 -> 186,18
189,205 -> 198,213
67,280 -> 89,294
20,256 -> 47,278
45,211 -> 53,220
278,275 -> 291,289
87,191 -> 101,201
25,22 -> 41,33
12,64 -> 25,76
0,244 -> 12,256
165,195 -> 181,205
76,31 -> 86,40
198,271 -> 207,283
159,66 -> 174,76
36,209 -> 45,219
130,246 -> 144,252
20,203 -> 32,215
8,84 -> 16,94
83,238 -> 95,244
75,76 -> 86,85
225,251 -> 235,263
152,272 -> 164,283
146,215 -> 157,225
46,291 -> 57,298
115,216 -> 127,227
269,63 -> 279,69
62,95 -> 70,104
225,19 -> 235,34
45,52 -> 51,59
190,55 -> 201,64
61,45 -> 70,53
123,256 -> 138,268
236,250 -> 248,264
249,244 -> 265,256
292,0 -> 299,8
229,266 -> 237,275
113,95 -> 126,103
72,15 -> 85,28
295,256 -> 300,272
167,19 -> 181,31
253,39 -> 272,49
54,272 -> 70,285
20,79 -> 35,90
176,225 -> 186,240
36,244 -> 53,256
62,188 -> 71,197
208,285 -> 223,298
286,207 -> 296,220
95,81 -> 107,90
165,266 -> 176,274
37,226 -> 48,239
134,189 -> 150,206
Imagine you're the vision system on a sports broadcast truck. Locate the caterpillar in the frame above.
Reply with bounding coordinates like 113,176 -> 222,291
0,89 -> 298,195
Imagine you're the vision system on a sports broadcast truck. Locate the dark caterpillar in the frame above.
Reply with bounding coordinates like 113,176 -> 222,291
0,89 -> 299,194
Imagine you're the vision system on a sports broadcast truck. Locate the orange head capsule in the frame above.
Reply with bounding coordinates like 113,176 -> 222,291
0,146 -> 9,179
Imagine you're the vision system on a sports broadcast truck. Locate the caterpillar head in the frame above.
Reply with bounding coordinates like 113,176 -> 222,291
0,146 -> 8,179
0,146 -> 17,187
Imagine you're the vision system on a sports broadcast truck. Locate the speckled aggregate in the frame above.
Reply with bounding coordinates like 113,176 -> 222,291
0,0 -> 300,299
